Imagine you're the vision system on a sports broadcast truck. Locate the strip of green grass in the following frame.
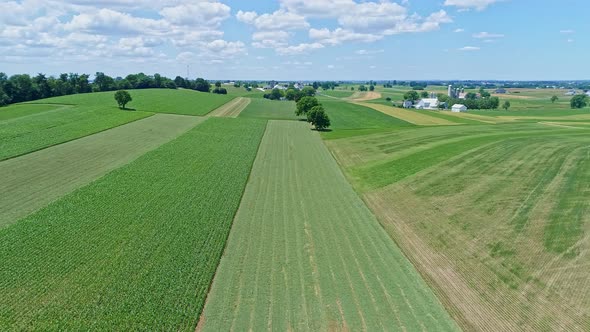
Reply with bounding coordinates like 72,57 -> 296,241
319,90 -> 354,98
414,110 -> 484,125
320,99 -> 414,139
0,104 -> 67,121
544,147 -> 590,255
239,98 -> 301,120
26,89 -> 234,116
351,128 -> 588,191
0,117 -> 266,330
0,105 -> 151,161
201,121 -> 457,331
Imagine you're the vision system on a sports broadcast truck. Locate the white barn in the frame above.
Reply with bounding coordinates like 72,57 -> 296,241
451,104 -> 467,112
415,98 -> 439,110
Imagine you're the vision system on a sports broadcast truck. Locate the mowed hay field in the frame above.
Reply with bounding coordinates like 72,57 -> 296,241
200,121 -> 457,331
327,121 -> 590,331
0,118 -> 266,330
0,114 -> 204,227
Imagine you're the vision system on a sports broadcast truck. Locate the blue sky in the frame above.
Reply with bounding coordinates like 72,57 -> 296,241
0,0 -> 587,80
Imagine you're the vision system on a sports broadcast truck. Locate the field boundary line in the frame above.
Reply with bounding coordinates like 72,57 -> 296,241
195,119 -> 270,332
0,113 -> 156,163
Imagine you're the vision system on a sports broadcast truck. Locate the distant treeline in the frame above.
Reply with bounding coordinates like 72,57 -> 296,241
0,72 -> 219,106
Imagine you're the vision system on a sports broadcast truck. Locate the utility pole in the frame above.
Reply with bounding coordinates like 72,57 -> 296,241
186,65 -> 190,80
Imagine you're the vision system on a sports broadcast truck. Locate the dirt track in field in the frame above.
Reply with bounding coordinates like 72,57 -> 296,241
208,97 -> 251,118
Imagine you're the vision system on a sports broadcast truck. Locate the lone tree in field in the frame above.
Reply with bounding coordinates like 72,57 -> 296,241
502,100 -> 511,111
114,90 -> 132,109
296,96 -> 319,116
307,106 -> 331,130
571,95 -> 588,109
551,95 -> 559,103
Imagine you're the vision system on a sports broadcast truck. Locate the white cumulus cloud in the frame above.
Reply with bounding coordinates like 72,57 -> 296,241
459,46 -> 480,51
444,0 -> 505,11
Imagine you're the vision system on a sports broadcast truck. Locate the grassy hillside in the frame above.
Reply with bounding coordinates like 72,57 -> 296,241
0,105 -> 151,160
27,88 -> 234,116
319,99 -> 414,139
201,121 -> 457,331
0,118 -> 266,330
0,104 -> 67,121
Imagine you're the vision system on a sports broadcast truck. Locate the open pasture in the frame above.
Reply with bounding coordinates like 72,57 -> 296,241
27,89 -> 234,116
327,120 -> 590,331
0,118 -> 266,330
200,120 -> 457,331
0,114 -> 203,228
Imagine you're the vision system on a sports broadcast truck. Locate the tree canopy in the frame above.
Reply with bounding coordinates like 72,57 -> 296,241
307,106 -> 331,131
114,90 -> 132,109
296,96 -> 319,116
571,95 -> 588,109
403,90 -> 420,102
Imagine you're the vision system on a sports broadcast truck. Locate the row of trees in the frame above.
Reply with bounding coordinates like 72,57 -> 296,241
263,86 -> 316,101
0,72 -> 220,107
295,96 -> 330,130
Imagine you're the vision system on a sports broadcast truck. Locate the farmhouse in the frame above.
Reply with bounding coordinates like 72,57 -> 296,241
452,104 -> 468,112
565,89 -> 576,96
273,84 -> 287,90
415,98 -> 439,110
402,100 -> 413,108
495,88 -> 507,94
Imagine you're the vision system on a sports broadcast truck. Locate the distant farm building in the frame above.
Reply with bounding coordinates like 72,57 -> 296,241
451,104 -> 468,112
495,88 -> 507,94
586,91 -> 590,97
415,98 -> 439,110
565,90 -> 576,96
402,100 -> 413,108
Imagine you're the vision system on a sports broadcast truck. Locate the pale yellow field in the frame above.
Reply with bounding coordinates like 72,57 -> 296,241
208,97 -> 251,118
347,91 -> 382,101
355,102 -> 458,126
